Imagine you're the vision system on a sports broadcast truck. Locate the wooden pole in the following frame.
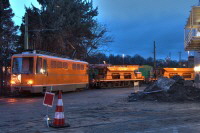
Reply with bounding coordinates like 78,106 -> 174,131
24,12 -> 29,50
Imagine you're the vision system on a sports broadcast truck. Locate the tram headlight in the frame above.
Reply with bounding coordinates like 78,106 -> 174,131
10,80 -> 16,84
17,74 -> 21,81
27,80 -> 33,85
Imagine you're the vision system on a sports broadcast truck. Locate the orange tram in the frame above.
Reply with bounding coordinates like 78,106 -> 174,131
10,51 -> 89,93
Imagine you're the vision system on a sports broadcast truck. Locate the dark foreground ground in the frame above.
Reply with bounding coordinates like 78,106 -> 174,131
1,87 -> 200,133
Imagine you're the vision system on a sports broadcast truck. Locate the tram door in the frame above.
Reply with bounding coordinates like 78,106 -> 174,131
36,57 -> 43,86
43,59 -> 48,86
36,57 -> 47,88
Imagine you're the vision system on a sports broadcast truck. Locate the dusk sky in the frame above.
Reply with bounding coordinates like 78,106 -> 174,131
10,0 -> 198,60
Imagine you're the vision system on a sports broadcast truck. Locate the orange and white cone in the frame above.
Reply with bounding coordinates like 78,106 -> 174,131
50,90 -> 70,128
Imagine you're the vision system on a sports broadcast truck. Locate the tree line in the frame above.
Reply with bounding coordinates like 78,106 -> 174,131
87,53 -> 184,68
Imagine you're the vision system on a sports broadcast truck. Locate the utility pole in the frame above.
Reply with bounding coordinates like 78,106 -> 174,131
24,12 -> 29,50
153,41 -> 156,69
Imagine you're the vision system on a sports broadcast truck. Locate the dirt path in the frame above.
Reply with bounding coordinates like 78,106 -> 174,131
1,87 -> 200,133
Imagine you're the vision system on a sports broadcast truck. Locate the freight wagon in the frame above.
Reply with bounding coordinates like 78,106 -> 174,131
89,64 -> 144,88
163,68 -> 194,81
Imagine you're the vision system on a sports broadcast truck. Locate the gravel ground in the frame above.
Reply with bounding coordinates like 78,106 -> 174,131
1,87 -> 200,133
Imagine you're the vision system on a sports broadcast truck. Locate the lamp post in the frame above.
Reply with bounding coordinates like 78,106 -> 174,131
122,54 -> 125,65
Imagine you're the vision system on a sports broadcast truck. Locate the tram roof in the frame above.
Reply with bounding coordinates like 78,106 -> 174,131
12,53 -> 88,64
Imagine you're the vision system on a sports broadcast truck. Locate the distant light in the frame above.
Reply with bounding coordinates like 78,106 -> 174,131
194,66 -> 200,72
2,67 -> 5,72
122,54 -> 125,58
188,51 -> 189,56
174,68 -> 177,70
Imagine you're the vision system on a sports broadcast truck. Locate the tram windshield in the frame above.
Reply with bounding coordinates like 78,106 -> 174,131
12,57 -> 34,74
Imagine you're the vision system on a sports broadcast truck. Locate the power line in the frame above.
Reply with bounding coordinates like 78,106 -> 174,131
14,15 -> 22,19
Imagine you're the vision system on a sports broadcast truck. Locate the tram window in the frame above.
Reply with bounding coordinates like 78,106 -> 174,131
81,64 -> 84,70
57,61 -> 62,68
51,61 -> 56,68
36,58 -> 42,73
51,61 -> 53,68
12,57 -> 33,74
63,62 -> 68,69
43,59 -> 47,74
72,64 -> 76,70
77,64 -> 80,70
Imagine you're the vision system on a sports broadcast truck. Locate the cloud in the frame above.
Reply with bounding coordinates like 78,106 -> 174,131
9,0 -> 196,60
93,0 -> 197,60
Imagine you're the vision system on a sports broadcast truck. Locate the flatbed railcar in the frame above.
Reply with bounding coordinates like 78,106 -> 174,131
10,51 -> 89,93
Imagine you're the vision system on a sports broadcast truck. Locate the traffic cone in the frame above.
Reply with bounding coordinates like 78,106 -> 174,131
50,90 -> 70,128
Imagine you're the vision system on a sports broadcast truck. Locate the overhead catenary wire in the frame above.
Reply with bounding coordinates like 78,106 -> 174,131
14,15 -> 23,19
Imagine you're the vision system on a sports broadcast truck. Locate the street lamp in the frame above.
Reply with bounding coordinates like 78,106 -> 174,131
122,54 -> 125,65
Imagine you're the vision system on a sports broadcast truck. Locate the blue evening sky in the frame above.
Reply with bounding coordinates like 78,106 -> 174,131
10,0 -> 198,60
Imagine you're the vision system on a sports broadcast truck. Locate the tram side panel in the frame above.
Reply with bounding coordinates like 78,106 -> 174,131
33,57 -> 89,93
45,58 -> 89,92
